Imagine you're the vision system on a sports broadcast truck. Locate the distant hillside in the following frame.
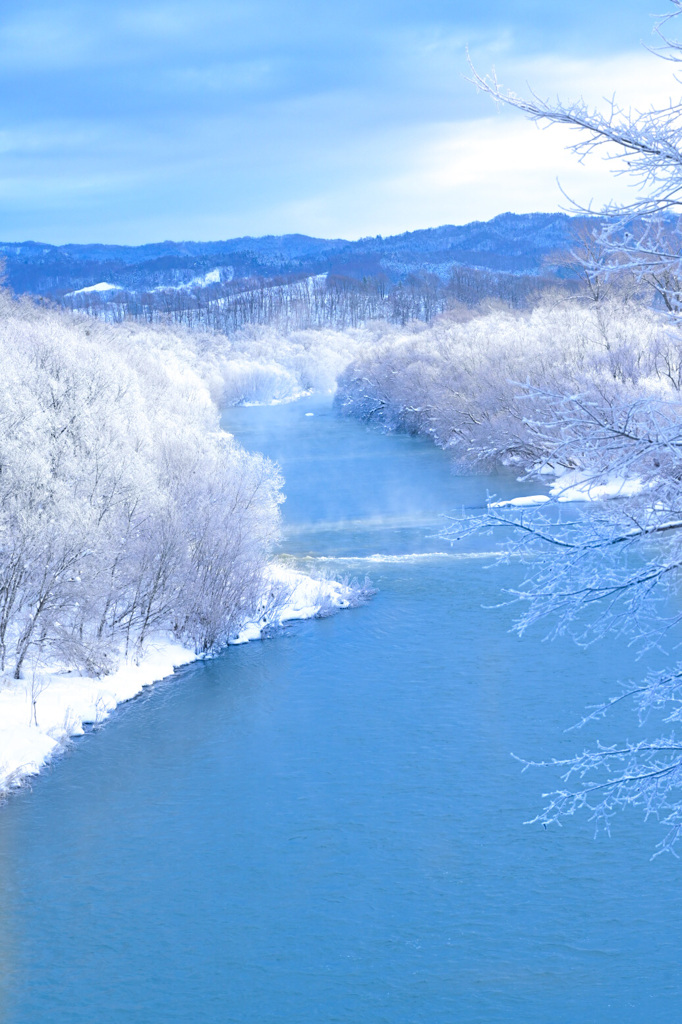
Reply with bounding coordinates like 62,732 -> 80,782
0,213 -> 594,297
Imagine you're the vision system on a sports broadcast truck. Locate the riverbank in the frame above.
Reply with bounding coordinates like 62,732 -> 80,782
0,564 -> 357,798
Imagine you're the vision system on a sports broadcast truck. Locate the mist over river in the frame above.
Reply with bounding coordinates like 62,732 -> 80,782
1,395 -> 681,1023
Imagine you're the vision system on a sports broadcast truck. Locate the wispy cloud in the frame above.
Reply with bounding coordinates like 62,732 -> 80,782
0,1 -> 673,242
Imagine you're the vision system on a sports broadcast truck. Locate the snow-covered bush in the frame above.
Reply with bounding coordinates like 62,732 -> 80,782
89,320 -> 389,407
336,297 -> 675,471
218,359 -> 301,405
221,323 -> 392,401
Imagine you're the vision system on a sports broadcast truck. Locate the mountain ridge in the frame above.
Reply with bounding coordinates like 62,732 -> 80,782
0,212 -> 593,296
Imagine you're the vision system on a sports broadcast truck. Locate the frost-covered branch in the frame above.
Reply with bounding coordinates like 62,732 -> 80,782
336,286 -> 682,850
469,2 -> 682,314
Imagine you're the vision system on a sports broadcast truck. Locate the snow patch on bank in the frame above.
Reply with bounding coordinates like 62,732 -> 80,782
489,470 -> 650,508
488,495 -> 551,509
229,564 -> 354,643
548,470 -> 648,502
0,565 -> 357,799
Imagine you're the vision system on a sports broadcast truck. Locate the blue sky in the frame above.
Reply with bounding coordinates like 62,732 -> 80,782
0,1 -> 674,242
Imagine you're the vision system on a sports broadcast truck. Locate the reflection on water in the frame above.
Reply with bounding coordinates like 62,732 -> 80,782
0,395 -> 679,1024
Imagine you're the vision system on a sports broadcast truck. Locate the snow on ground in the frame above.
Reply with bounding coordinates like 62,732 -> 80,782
152,267 -> 230,292
64,282 -> 123,296
489,471 -> 649,508
548,470 -> 647,502
0,565 -> 356,799
488,494 -> 551,509
229,563 -> 354,643
0,639 -> 198,797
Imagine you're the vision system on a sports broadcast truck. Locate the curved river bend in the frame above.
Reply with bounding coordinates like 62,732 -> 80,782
0,396 -> 680,1023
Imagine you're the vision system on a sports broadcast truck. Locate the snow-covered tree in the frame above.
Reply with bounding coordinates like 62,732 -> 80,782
0,292 -> 282,679
461,0 -> 682,854
470,0 -> 682,314
335,286 -> 682,853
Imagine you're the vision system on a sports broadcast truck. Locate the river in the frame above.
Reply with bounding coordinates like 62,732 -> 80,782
0,395 -> 680,1023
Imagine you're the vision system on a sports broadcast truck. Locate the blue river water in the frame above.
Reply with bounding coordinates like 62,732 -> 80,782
1,395 -> 681,1023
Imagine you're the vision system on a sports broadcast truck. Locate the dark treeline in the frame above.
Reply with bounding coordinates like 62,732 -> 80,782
62,265 -> 576,333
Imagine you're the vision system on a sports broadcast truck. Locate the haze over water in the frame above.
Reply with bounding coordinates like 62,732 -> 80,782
0,396 -> 679,1023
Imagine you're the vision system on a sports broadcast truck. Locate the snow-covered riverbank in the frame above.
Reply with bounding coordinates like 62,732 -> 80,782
0,565 -> 357,798
487,469 -> 649,508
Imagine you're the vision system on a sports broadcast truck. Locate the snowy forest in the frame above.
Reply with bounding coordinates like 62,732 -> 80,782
7,1 -> 682,857
60,261 -> 571,332
0,294 -> 286,680
4,237 -> 682,849
16,1 -> 682,1019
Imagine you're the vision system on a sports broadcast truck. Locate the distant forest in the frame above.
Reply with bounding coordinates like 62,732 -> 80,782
4,210 -> 672,334
60,264 -> 576,332
2,212 -> 596,332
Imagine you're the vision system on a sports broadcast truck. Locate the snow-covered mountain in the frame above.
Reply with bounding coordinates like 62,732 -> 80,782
0,212 -> 593,297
